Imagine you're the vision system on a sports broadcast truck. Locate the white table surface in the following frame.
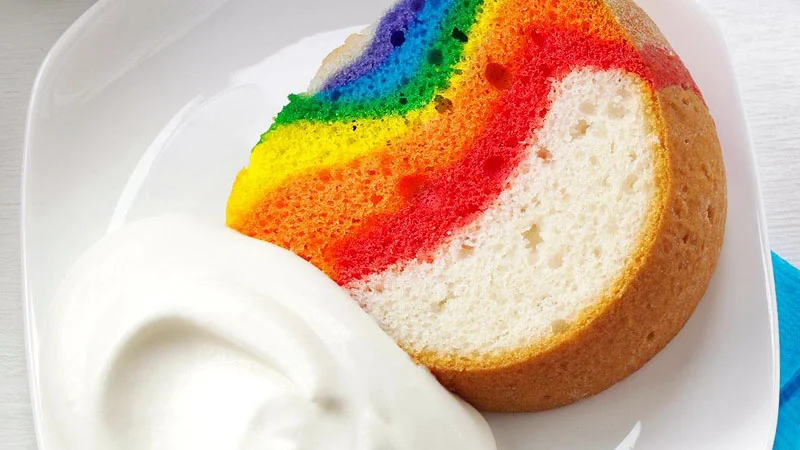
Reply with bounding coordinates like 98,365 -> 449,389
1,0 -> 798,447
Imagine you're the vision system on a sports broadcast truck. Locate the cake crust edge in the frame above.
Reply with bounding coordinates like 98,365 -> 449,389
308,0 -> 727,412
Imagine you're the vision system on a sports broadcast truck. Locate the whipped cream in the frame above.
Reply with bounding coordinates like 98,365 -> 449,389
39,216 -> 496,450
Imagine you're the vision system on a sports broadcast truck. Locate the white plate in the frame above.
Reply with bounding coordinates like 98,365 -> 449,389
22,0 -> 779,448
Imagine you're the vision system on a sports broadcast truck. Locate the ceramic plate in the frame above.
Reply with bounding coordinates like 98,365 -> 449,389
22,0 -> 779,448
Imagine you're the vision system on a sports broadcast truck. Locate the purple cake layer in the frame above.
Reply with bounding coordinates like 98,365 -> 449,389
321,0 -> 423,91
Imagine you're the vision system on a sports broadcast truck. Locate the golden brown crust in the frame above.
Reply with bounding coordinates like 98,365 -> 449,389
313,0 -> 727,412
415,0 -> 728,412
604,0 -> 671,49
428,85 -> 726,412
308,27 -> 375,93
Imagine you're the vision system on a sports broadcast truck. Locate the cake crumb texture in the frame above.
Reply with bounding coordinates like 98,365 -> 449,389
227,0 -> 726,412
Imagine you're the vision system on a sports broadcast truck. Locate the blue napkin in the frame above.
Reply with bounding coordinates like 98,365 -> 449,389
774,252 -> 800,449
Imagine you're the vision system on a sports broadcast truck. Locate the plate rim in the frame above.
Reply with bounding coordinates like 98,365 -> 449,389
20,0 -> 780,448
672,2 -> 780,447
21,1 -> 123,448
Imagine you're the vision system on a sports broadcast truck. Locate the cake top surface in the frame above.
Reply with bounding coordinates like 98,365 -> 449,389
227,0 -> 697,287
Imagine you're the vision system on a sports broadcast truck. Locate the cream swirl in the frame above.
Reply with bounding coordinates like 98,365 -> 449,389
39,216 -> 496,450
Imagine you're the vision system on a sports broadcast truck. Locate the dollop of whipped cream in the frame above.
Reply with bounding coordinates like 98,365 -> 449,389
39,216 -> 496,450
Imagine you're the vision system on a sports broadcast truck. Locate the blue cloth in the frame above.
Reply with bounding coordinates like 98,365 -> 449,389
774,252 -> 800,449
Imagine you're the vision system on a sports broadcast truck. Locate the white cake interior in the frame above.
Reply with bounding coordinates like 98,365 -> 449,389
347,69 -> 660,358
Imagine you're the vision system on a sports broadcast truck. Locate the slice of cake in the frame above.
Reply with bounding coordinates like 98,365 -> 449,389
227,0 -> 726,412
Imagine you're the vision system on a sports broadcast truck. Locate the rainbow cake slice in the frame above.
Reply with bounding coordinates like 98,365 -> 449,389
227,0 -> 726,412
